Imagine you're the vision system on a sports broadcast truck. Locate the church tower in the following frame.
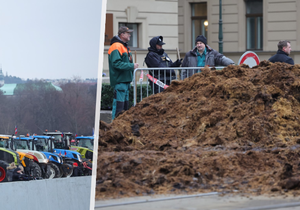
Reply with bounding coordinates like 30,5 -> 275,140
0,67 -> 4,86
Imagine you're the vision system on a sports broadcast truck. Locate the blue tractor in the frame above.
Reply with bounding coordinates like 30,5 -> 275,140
43,131 -> 92,175
43,131 -> 84,167
31,135 -> 73,178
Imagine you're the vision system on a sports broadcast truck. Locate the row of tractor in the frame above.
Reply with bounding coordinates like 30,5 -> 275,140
0,131 -> 94,182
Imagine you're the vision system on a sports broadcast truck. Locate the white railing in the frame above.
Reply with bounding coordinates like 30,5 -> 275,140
133,66 -> 225,106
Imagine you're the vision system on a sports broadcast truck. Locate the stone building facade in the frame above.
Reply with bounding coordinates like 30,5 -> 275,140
103,0 -> 300,80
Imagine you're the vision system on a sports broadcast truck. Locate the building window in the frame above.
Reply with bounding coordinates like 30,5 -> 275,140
119,23 -> 138,48
246,0 -> 263,50
105,14 -> 113,46
191,3 -> 208,48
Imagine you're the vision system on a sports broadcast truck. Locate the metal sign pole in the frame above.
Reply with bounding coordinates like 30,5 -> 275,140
218,0 -> 223,54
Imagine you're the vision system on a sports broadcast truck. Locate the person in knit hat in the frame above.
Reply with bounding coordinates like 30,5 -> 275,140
71,162 -> 84,177
181,35 -> 234,80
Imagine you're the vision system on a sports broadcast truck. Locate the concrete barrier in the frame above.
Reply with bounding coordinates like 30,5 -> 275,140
100,110 -> 112,124
0,176 -> 92,210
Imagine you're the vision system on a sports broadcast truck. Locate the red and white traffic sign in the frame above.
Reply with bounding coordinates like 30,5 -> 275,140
238,51 -> 260,68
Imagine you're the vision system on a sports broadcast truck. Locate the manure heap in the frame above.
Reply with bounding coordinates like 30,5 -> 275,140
97,61 -> 300,199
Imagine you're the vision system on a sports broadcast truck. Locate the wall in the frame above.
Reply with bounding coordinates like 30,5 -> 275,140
103,0 -> 300,81
0,176 -> 92,210
178,0 -> 300,64
265,0 -> 299,51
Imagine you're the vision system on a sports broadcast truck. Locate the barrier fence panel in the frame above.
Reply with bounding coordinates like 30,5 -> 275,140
133,66 -> 225,106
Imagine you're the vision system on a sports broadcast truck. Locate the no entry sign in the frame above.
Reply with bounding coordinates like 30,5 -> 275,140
238,51 -> 260,68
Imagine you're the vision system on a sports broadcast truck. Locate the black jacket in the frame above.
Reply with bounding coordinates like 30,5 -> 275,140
72,167 -> 84,177
269,50 -> 294,65
144,36 -> 181,80
12,168 -> 30,181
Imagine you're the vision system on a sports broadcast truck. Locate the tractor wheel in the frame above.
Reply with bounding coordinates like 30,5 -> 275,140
45,164 -> 55,179
62,163 -> 73,178
49,163 -> 61,178
29,161 -> 42,178
0,160 -> 9,182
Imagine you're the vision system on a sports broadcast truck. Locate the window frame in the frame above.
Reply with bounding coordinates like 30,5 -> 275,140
191,3 -> 208,49
245,1 -> 263,51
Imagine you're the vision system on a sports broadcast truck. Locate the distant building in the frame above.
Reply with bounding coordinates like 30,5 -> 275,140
0,82 -> 62,96
0,68 -> 4,87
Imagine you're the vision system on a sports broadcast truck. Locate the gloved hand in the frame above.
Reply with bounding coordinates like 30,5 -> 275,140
172,58 -> 182,67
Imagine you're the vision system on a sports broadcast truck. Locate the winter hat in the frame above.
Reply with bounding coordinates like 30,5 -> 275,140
73,162 -> 78,167
157,36 -> 165,45
195,35 -> 207,45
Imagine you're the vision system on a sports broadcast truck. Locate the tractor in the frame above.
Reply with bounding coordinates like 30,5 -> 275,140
31,135 -> 73,178
0,144 -> 19,182
0,135 -> 41,181
43,130 -> 73,149
72,136 -> 94,162
43,131 -> 92,175
12,136 -> 54,179
0,159 -> 9,182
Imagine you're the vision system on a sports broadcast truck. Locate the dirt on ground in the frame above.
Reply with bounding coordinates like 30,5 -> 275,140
96,61 -> 300,199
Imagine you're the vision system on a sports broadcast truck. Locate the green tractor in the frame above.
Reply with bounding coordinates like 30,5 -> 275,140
0,135 -> 22,182
0,147 -> 19,182
0,160 -> 9,182
72,136 -> 94,162
0,135 -> 40,182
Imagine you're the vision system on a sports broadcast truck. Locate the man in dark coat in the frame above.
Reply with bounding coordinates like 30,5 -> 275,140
269,40 -> 294,65
145,36 -> 182,94
71,162 -> 84,177
12,166 -> 31,181
181,35 -> 234,80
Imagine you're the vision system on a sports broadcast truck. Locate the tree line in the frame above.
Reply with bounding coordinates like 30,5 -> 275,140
0,80 -> 97,136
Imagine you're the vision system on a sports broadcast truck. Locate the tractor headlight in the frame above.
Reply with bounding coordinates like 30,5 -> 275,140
51,155 -> 60,163
57,156 -> 61,163
78,154 -> 82,162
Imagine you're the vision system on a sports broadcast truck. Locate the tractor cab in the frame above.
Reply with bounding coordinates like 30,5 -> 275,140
72,136 -> 94,161
32,135 -> 54,152
43,131 -> 73,150
0,135 -> 15,150
75,136 -> 94,151
13,136 -> 32,150
0,136 -> 7,148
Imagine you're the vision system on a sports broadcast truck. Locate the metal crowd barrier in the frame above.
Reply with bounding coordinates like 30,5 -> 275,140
132,66 -> 225,106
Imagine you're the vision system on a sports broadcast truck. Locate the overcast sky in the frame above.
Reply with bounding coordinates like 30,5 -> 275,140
0,0 -> 103,80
